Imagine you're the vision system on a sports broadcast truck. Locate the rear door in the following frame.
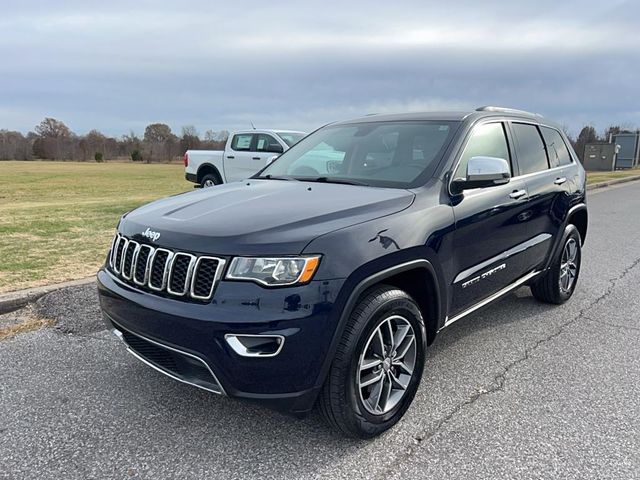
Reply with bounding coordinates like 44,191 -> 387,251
449,121 -> 533,315
510,123 -> 567,272
224,133 -> 255,181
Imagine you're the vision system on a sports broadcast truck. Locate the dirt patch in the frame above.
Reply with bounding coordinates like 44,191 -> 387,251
0,306 -> 54,341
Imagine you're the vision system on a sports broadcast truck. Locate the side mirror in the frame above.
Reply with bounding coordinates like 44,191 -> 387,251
452,156 -> 510,193
269,144 -> 284,154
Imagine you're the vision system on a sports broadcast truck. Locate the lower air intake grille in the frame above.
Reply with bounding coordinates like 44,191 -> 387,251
116,322 -> 223,394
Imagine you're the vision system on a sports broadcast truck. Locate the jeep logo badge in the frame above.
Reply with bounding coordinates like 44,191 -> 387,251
141,228 -> 161,242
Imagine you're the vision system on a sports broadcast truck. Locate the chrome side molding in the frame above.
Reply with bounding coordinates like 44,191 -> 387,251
443,270 -> 541,330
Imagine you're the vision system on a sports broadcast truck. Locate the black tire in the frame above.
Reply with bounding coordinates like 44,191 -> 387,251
200,173 -> 221,188
318,285 -> 427,438
531,224 -> 582,304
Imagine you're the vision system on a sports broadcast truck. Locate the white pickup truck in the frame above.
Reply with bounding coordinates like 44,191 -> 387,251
184,129 -> 305,187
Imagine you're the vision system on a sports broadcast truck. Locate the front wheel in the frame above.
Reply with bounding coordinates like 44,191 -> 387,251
318,285 -> 426,438
531,224 -> 582,304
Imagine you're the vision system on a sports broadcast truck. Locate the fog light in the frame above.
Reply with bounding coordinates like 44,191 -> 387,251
225,334 -> 284,357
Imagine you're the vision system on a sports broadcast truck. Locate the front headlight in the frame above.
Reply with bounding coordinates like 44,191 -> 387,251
226,256 -> 321,286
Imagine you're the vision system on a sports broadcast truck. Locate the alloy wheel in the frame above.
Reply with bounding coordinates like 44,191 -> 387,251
559,238 -> 578,293
357,315 -> 417,415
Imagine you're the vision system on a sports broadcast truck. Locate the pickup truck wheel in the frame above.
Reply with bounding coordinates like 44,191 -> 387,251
318,285 -> 426,438
201,174 -> 221,188
531,224 -> 581,304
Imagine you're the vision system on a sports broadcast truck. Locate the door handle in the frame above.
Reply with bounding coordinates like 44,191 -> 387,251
252,157 -> 261,160
509,189 -> 527,199
554,177 -> 567,185
226,155 -> 235,159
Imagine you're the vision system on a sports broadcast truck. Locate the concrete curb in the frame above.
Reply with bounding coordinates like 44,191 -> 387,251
587,174 -> 640,191
0,276 -> 96,315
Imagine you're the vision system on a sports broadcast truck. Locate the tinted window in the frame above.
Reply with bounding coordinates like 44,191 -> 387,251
540,126 -> 572,167
231,134 -> 253,151
255,134 -> 282,153
259,121 -> 456,188
512,123 -> 549,175
454,123 -> 510,180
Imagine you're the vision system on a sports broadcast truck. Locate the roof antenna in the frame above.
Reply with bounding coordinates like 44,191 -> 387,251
250,121 -> 256,130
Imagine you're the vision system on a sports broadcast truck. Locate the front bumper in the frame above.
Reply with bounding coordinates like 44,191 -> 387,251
97,269 -> 345,414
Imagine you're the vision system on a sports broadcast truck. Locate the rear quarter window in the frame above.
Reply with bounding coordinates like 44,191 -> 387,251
540,126 -> 573,167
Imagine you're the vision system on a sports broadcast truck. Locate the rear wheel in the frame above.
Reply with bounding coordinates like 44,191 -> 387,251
318,285 -> 426,438
531,225 -> 582,304
200,173 -> 221,188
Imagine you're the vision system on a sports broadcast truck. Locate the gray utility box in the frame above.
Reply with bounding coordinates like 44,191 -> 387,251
612,132 -> 639,169
583,143 -> 617,171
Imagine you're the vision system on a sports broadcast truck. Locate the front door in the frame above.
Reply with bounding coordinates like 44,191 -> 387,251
449,121 -> 533,315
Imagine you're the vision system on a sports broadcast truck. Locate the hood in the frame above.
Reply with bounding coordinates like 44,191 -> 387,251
119,180 -> 415,255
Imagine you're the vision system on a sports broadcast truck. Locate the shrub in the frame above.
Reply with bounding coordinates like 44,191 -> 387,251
131,149 -> 143,162
94,152 -> 104,162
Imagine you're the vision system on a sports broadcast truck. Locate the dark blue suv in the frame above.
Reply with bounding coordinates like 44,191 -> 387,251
98,107 -> 587,438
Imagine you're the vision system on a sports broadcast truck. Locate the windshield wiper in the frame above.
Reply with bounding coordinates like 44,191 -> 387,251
298,176 -> 369,186
257,174 -> 296,181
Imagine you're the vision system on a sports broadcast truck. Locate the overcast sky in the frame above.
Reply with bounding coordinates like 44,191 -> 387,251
1,0 -> 639,137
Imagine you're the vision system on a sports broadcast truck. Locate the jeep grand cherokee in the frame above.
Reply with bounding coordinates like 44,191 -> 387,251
98,106 -> 587,438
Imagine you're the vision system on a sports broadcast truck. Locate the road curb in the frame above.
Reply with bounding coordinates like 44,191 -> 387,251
0,276 -> 96,315
587,174 -> 640,191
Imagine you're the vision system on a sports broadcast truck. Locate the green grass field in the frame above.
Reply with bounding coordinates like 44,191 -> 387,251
0,160 -> 639,294
0,161 -> 190,293
586,168 -> 640,185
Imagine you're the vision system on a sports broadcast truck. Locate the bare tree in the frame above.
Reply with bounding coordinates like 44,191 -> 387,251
144,123 -> 173,143
143,123 -> 177,162
180,125 -> 201,152
0,130 -> 32,160
35,118 -> 71,138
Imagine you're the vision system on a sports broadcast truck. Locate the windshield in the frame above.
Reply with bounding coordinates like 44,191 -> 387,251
276,132 -> 305,147
260,121 -> 457,188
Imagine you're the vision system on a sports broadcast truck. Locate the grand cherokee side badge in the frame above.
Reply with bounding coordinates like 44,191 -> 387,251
462,263 -> 506,289
141,228 -> 161,242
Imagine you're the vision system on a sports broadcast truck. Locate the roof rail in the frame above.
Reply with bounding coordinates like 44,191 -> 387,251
476,106 -> 542,117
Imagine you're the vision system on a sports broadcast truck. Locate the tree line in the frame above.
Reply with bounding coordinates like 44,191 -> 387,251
0,117 -> 636,163
0,118 -> 229,162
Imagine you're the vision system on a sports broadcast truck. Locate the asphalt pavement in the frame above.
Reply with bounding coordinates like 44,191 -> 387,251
1,182 -> 639,479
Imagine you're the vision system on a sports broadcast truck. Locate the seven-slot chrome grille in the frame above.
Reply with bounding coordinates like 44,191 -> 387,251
108,234 -> 225,302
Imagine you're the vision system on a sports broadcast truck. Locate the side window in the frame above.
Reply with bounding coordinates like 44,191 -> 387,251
231,134 -> 253,151
540,126 -> 573,167
512,123 -> 549,175
255,134 -> 283,153
454,123 -> 510,180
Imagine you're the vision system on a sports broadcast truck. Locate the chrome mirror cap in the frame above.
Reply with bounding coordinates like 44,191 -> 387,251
452,156 -> 511,193
466,156 -> 511,184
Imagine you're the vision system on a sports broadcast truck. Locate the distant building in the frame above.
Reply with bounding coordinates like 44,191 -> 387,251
583,143 -> 618,171
611,132 -> 640,169
583,131 -> 639,171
